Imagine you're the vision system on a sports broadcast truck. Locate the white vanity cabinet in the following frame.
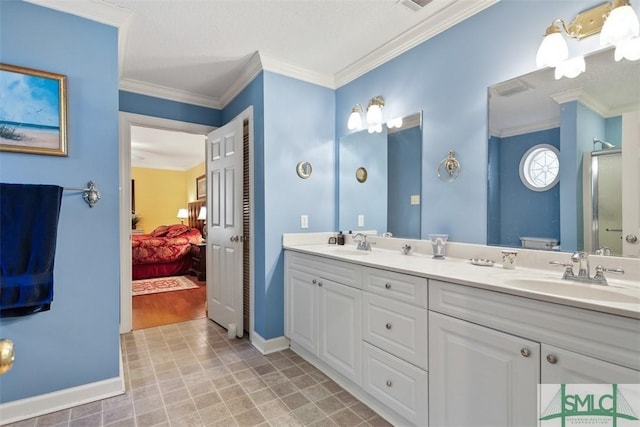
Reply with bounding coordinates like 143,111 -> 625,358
284,251 -> 362,385
361,266 -> 429,426
429,279 -> 640,427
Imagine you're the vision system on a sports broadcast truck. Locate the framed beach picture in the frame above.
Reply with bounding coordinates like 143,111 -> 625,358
196,174 -> 206,200
0,63 -> 68,156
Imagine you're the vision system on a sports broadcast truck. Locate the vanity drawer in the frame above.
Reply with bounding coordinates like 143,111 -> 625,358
362,292 -> 428,369
286,251 -> 361,289
362,266 -> 427,307
362,341 -> 428,426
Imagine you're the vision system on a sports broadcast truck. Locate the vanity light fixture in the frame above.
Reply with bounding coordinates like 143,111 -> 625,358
536,0 -> 640,78
347,96 -> 386,133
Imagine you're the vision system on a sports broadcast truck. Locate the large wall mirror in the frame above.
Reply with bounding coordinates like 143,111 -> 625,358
338,112 -> 422,238
488,47 -> 639,258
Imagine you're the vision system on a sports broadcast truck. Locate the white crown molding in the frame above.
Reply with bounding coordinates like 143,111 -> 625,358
259,53 -> 336,89
120,78 -> 222,109
24,0 -> 131,27
491,118 -> 560,138
218,52 -> 265,109
334,0 -> 498,88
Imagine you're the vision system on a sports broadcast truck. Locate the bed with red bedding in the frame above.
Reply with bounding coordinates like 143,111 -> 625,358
132,224 -> 203,280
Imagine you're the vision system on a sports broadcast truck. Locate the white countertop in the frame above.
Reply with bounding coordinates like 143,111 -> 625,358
283,237 -> 640,320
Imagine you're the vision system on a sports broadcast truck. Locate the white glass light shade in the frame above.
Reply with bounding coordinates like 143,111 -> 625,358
554,56 -> 586,79
600,4 -> 640,47
614,36 -> 640,60
347,108 -> 363,130
177,208 -> 188,219
197,207 -> 207,220
387,117 -> 403,128
536,32 -> 569,68
366,104 -> 383,127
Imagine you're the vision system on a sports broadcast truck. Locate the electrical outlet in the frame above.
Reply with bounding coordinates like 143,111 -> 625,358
358,215 -> 364,227
300,215 -> 309,229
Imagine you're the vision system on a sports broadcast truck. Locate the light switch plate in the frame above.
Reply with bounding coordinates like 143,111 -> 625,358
411,195 -> 421,205
358,215 -> 364,227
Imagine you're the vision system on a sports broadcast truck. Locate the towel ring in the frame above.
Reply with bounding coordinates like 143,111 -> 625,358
437,150 -> 461,183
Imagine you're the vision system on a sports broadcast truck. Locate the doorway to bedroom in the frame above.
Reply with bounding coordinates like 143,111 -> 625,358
130,125 -> 208,330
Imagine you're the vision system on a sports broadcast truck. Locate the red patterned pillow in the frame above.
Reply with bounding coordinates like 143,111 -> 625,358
166,224 -> 190,238
150,225 -> 170,237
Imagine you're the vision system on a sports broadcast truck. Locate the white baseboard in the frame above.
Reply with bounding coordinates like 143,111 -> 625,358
250,331 -> 289,354
0,375 -> 124,425
0,344 -> 125,425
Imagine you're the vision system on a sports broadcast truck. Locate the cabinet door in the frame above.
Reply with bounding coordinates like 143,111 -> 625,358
286,268 -> 318,355
542,344 -> 640,384
429,312 -> 540,427
319,278 -> 362,385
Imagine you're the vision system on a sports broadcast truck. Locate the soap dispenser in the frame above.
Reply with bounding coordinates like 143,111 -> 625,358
337,231 -> 345,245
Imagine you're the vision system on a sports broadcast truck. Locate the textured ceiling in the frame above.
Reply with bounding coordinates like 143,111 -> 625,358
131,126 -> 205,171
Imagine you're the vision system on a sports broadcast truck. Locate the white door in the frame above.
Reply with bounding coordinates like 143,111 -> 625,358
622,111 -> 640,257
429,311 -> 540,427
206,115 -> 243,337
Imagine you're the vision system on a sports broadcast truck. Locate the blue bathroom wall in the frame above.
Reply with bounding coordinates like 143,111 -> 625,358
339,129 -> 387,233
119,91 -> 221,126
605,116 -> 622,147
487,135 -> 501,245
222,71 -> 335,340
388,126 -> 421,239
335,0 -> 605,244
0,1 -> 120,403
497,129 -> 561,248
260,71 -> 335,339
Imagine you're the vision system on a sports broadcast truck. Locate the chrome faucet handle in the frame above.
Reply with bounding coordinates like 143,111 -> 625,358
593,265 -> 624,285
549,261 -> 574,278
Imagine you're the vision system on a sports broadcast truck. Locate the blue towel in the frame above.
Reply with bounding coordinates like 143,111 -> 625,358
1,183 -> 63,317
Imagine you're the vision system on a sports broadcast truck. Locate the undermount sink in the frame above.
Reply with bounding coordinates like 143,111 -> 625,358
505,278 -> 640,304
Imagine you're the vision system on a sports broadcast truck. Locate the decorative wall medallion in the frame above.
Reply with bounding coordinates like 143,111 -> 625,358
296,161 -> 312,179
356,167 -> 368,183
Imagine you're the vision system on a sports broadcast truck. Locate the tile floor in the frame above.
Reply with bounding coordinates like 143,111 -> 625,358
5,319 -> 392,427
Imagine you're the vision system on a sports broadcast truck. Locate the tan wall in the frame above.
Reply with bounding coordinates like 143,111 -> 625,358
186,162 -> 205,202
131,167 -> 188,232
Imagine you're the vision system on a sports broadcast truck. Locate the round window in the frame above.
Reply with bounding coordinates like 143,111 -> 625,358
519,144 -> 560,191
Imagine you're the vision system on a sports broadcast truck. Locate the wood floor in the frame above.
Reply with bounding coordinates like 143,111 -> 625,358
132,275 -> 206,330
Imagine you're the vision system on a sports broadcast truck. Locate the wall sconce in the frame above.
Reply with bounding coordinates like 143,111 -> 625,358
347,96 -> 387,133
536,0 -> 639,79
177,208 -> 188,224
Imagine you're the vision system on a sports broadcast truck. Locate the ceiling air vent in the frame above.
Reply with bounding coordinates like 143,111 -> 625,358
398,0 -> 433,12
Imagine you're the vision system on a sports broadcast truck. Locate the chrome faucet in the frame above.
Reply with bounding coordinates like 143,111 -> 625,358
550,251 -> 624,285
353,233 -> 372,251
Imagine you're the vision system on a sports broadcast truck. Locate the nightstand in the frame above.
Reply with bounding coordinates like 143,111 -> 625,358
190,242 -> 206,281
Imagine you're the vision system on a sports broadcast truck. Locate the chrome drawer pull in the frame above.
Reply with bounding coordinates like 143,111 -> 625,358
386,380 -> 393,387
385,283 -> 392,289
520,348 -> 530,358
318,281 -> 323,287
312,279 -> 317,284
546,354 -> 558,364
385,323 -> 392,330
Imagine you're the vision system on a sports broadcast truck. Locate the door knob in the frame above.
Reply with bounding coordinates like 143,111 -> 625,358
626,234 -> 638,244
0,339 -> 15,375
229,235 -> 239,242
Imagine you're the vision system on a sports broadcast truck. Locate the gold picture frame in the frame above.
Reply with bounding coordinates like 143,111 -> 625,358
0,63 -> 68,156
196,174 -> 206,200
